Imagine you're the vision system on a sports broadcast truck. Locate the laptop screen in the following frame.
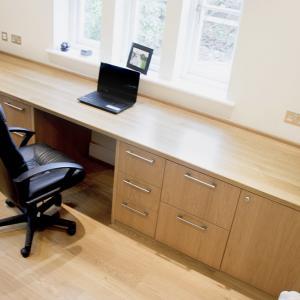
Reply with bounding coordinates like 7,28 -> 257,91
98,63 -> 140,103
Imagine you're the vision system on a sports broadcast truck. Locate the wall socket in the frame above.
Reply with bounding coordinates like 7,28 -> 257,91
1,32 -> 8,41
11,34 -> 22,45
284,111 -> 300,127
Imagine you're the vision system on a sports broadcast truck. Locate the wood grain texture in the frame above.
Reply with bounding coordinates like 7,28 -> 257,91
116,171 -> 161,212
162,161 -> 240,229
114,196 -> 159,238
156,202 -> 229,269
0,193 -> 274,300
221,191 -> 300,296
0,52 -> 299,211
0,95 -> 35,145
114,169 -> 162,237
118,142 -> 166,188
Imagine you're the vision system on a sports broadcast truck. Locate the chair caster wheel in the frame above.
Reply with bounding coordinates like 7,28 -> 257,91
67,224 -> 76,236
20,247 -> 31,258
5,200 -> 15,207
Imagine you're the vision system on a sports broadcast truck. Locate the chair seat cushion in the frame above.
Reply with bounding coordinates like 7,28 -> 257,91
19,144 -> 85,200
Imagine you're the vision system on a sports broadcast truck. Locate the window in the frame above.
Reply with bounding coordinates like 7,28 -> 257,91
58,0 -> 243,100
129,0 -> 167,71
71,0 -> 103,48
183,0 -> 243,83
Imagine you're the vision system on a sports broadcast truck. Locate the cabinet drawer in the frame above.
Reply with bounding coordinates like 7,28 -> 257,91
0,97 -> 34,146
114,200 -> 158,238
156,203 -> 229,269
0,97 -> 33,128
118,142 -> 165,187
117,172 -> 161,212
162,161 -> 240,229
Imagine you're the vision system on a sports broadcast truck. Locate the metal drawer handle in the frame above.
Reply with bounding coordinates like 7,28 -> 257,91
125,150 -> 155,165
177,215 -> 208,231
4,102 -> 25,111
12,132 -> 24,137
121,202 -> 148,217
184,173 -> 216,189
123,179 -> 151,193
244,196 -> 251,203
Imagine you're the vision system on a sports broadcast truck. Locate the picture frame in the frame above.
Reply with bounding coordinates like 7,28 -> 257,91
126,43 -> 153,75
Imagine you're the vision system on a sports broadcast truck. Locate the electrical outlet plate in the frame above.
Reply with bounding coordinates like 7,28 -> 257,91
11,34 -> 22,45
1,32 -> 8,41
284,111 -> 300,127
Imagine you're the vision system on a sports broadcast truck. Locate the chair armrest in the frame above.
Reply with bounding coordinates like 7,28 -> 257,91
8,127 -> 35,147
13,162 -> 83,183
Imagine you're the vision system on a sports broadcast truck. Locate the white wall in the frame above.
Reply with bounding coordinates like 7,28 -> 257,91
0,0 -> 299,144
0,0 -> 53,63
228,0 -> 300,143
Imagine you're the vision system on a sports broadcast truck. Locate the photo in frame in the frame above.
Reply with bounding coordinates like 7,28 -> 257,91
126,43 -> 153,75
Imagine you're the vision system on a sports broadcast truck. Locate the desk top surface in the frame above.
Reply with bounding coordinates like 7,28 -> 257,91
0,52 -> 299,211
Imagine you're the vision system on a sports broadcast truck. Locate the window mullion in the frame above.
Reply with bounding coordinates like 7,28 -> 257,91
100,0 -> 117,63
159,0 -> 187,80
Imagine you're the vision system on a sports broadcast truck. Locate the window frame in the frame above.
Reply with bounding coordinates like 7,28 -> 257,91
63,0 -> 243,101
69,0 -> 102,50
182,0 -> 242,84
122,0 -> 167,72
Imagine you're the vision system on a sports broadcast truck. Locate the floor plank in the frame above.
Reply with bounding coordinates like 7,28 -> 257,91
0,161 -> 274,300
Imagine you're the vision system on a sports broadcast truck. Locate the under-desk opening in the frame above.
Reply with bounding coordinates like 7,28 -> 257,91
34,109 -> 115,225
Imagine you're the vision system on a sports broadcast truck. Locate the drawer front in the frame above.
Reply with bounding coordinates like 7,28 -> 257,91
0,97 -> 34,146
118,142 -> 165,187
114,198 -> 158,237
0,97 -> 33,128
117,172 -> 161,212
156,203 -> 229,269
162,161 -> 240,229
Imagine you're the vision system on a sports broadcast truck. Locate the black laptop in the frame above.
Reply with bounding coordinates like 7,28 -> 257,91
79,63 -> 140,114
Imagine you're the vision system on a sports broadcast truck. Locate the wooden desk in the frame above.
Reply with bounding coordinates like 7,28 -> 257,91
0,52 -> 299,296
0,52 -> 299,210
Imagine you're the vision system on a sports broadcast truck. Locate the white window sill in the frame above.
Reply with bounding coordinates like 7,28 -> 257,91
47,48 -> 100,66
141,70 -> 233,107
46,48 -> 235,118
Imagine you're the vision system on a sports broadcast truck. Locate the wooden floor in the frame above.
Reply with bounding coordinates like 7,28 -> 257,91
0,161 -> 274,300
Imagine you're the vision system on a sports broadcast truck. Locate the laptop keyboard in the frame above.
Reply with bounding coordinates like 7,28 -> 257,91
81,92 -> 128,109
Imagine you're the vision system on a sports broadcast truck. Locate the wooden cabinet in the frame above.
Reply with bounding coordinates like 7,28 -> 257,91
156,203 -> 229,269
221,191 -> 300,296
0,96 -> 34,145
114,142 -> 300,296
114,142 -> 165,237
162,161 -> 240,229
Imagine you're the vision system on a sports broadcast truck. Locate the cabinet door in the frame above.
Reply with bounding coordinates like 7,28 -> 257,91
162,161 -> 240,229
221,191 -> 300,296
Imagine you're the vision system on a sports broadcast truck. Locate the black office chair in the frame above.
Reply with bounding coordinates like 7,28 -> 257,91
0,104 -> 85,257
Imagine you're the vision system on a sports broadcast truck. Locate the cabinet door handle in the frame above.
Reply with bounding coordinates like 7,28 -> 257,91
121,202 -> 148,217
184,173 -> 216,189
4,102 -> 25,111
125,150 -> 155,165
123,179 -> 151,193
177,215 -> 208,231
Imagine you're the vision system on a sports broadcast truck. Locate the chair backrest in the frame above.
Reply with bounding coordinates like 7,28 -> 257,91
0,105 -> 28,201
